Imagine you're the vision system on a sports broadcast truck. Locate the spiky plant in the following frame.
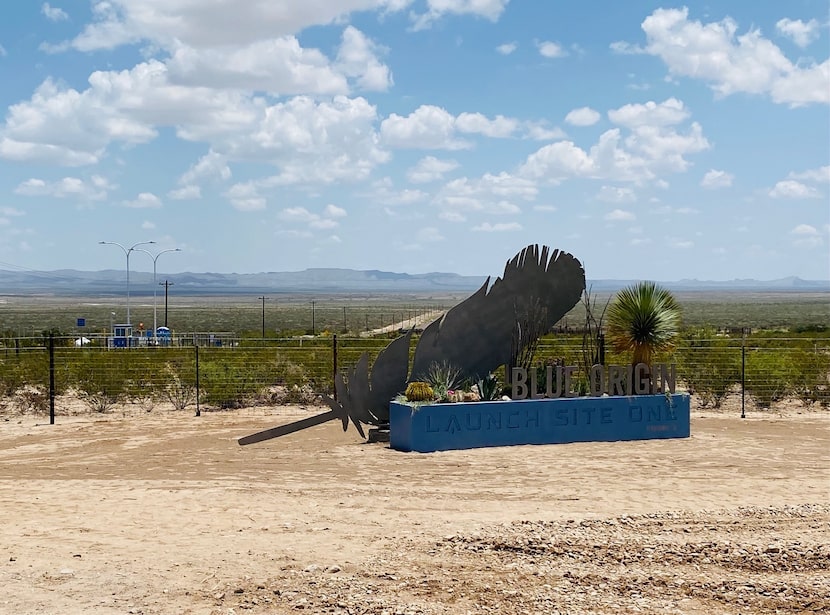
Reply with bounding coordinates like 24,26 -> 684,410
405,381 -> 435,402
606,281 -> 681,366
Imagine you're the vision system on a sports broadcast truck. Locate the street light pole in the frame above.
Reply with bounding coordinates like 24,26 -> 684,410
99,240 -> 156,326
136,248 -> 182,342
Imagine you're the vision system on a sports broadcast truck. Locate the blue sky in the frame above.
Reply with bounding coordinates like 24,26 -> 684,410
0,1 -> 828,281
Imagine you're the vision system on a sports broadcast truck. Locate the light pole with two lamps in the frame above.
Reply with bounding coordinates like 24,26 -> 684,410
135,247 -> 182,343
98,240 -> 156,327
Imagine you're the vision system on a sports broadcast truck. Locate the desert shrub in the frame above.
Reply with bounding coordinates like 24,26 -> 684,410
676,332 -> 741,407
10,385 -> 49,414
786,347 -> 830,407
745,349 -> 797,409
69,350 -> 131,412
162,362 -> 196,410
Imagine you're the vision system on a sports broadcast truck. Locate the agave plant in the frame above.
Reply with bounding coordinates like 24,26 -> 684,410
606,281 -> 681,366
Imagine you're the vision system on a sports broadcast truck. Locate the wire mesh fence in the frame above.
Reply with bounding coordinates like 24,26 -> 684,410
0,334 -> 827,420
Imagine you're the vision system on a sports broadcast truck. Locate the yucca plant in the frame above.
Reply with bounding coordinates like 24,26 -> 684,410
606,281 -> 681,367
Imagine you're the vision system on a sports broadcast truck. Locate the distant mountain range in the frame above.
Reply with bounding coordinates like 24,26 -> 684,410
0,268 -> 827,296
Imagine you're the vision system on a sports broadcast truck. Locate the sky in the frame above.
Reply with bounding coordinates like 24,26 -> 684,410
0,1 -> 828,282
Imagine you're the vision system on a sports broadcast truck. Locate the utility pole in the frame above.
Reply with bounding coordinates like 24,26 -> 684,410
159,280 -> 174,327
258,296 -> 267,338
311,300 -> 316,336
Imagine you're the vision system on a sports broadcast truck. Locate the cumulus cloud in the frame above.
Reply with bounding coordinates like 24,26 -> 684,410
225,183 -> 265,211
124,192 -> 162,208
380,105 -> 518,149
788,165 -> 830,183
632,7 -> 829,106
472,222 -> 522,232
496,42 -> 517,55
790,223 -> 823,248
597,186 -> 636,203
769,180 -> 821,199
410,0 -> 509,31
416,227 -> 444,242
14,175 -> 112,200
41,3 -> 68,22
564,107 -> 600,127
434,172 -> 535,222
776,18 -> 820,48
368,177 -> 429,205
520,99 -> 709,184
278,204 -> 346,230
61,0 -> 409,51
537,41 -> 566,58
406,156 -> 459,183
700,169 -> 734,189
604,209 -> 636,221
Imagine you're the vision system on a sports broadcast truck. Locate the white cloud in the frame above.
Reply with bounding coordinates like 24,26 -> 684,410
335,26 -> 393,92
701,169 -> 734,189
769,180 -> 821,199
564,107 -> 600,127
168,185 -> 201,200
533,204 -> 557,212
42,3 -> 69,22
523,122 -> 567,141
380,105 -> 518,149
776,18 -> 820,48
368,177 -> 428,205
324,204 -> 347,218
0,44 -> 6,57
417,227 -> 444,242
278,204 -> 345,230
406,156 -> 459,183
63,0 -> 410,51
637,7 -> 829,106
597,186 -> 636,203
226,183 -> 265,211
788,165 -> 830,183
608,98 -> 689,128
609,41 -> 645,55
496,42 -> 517,55
455,112 -> 518,138
178,150 -> 231,187
381,105 -> 469,150
472,222 -> 522,232
791,223 -> 823,248
14,175 -> 112,200
411,0 -> 509,31
124,192 -> 162,208
435,172 -> 535,220
537,41 -> 566,58
669,238 -> 694,249
520,100 -> 709,185
604,209 -> 636,221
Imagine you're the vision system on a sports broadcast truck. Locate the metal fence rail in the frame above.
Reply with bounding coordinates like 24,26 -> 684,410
0,335 -> 827,422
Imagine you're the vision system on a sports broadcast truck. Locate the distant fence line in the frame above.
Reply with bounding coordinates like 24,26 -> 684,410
0,335 -> 827,422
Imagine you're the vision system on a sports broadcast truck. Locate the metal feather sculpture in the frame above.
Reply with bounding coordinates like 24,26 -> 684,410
239,245 -> 585,445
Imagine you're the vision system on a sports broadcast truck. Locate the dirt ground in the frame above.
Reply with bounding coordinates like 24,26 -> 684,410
1,401 -> 828,615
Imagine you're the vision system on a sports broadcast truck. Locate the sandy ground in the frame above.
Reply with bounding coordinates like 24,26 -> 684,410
1,402 -> 828,615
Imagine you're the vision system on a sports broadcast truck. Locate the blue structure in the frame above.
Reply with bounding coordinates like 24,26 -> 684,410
389,394 -> 690,453
110,323 -> 133,348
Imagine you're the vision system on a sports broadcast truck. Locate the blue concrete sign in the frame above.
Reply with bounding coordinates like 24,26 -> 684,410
390,394 -> 690,453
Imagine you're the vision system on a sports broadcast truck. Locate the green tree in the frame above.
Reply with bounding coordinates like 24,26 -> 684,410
606,281 -> 681,378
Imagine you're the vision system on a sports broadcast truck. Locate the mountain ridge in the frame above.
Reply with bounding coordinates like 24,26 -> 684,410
0,268 -> 827,295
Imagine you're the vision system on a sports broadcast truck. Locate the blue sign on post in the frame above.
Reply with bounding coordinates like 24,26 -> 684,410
76,318 -> 85,327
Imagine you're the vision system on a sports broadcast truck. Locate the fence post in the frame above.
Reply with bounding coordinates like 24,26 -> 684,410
195,344 -> 200,417
332,334 -> 338,401
741,329 -> 747,419
48,334 -> 55,425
